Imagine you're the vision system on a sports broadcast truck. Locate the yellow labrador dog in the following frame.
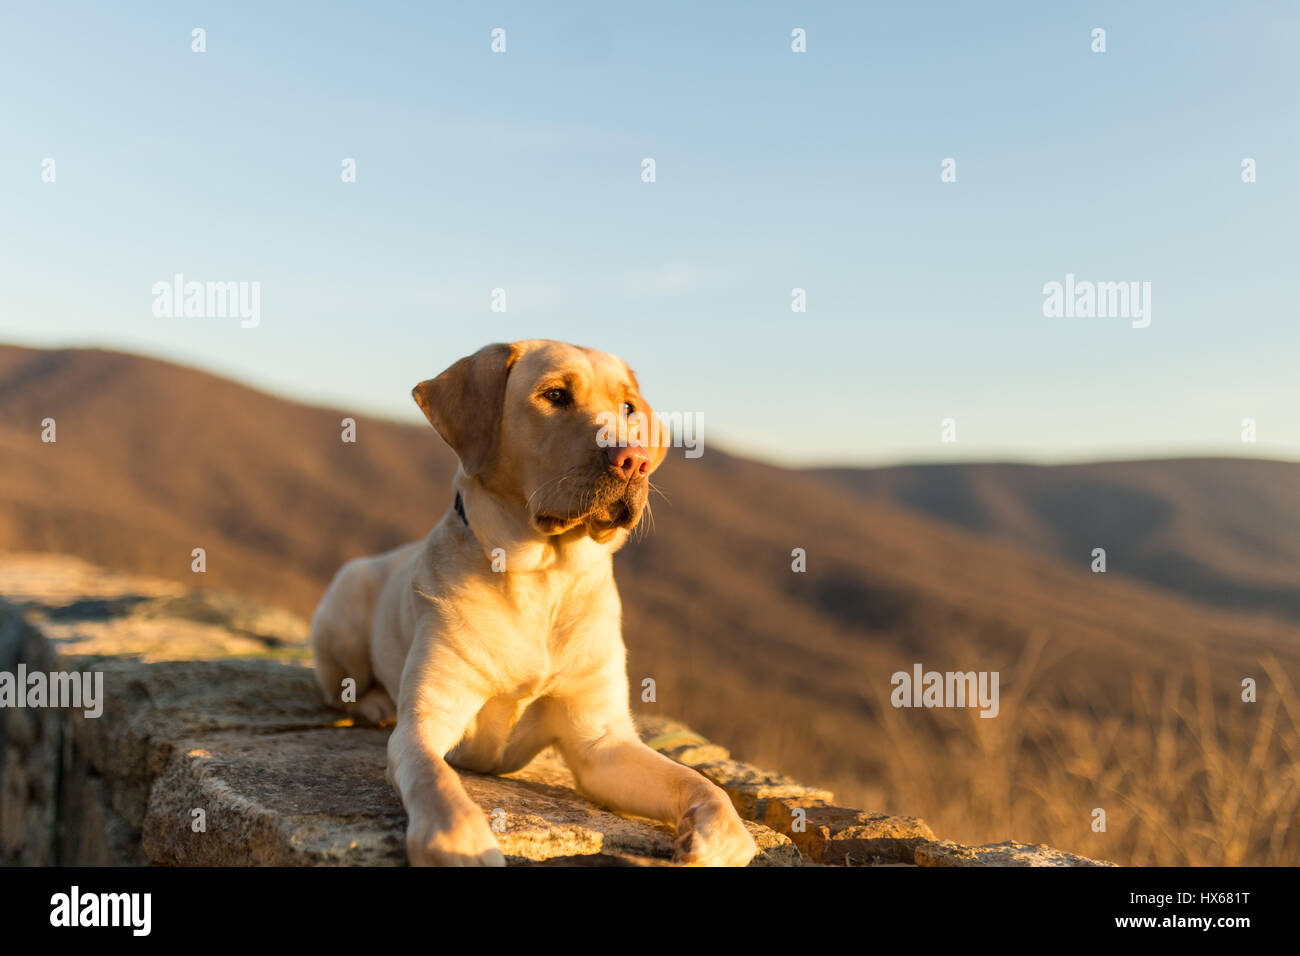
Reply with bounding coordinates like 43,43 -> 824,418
310,340 -> 756,867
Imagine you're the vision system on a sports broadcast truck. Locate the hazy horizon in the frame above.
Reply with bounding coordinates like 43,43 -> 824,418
5,336 -> 1297,470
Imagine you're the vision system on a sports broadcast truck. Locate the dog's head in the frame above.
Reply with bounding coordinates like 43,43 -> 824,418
413,340 -> 669,542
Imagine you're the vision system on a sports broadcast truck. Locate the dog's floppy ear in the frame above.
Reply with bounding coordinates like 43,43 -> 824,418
413,342 -> 519,476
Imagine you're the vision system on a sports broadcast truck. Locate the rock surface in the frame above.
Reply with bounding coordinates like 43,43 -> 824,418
0,554 -> 1113,867
914,839 -> 1116,867
765,798 -> 937,865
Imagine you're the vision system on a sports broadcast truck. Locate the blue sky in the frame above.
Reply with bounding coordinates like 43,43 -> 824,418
2,1 -> 1297,466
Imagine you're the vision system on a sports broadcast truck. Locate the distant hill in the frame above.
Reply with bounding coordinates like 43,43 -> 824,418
4,343 -> 1299,863
0,344 -> 459,612
811,459 -> 1300,623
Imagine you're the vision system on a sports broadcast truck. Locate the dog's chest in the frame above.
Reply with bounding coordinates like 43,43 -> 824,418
494,595 -> 603,697
451,577 -> 618,768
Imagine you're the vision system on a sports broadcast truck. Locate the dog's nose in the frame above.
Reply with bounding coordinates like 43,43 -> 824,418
605,443 -> 651,481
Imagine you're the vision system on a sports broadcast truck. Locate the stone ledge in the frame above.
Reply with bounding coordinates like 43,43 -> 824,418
915,840 -> 1114,867
0,554 -> 1113,867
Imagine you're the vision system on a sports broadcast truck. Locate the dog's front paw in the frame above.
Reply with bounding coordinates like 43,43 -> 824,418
406,809 -> 505,867
673,791 -> 758,867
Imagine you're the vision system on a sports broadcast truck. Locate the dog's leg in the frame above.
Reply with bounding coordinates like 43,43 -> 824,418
387,639 -> 503,866
309,556 -> 386,711
550,694 -> 757,866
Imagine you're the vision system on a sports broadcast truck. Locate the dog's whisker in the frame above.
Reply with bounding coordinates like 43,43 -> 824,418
647,480 -> 670,505
526,463 -> 588,511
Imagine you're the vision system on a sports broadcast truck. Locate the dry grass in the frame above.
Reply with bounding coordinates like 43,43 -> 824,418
866,636 -> 1300,866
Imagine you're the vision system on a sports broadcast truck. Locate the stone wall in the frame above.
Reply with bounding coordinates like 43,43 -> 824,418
0,555 -> 1111,867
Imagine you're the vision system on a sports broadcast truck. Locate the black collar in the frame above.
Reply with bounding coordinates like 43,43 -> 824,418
453,491 -> 469,528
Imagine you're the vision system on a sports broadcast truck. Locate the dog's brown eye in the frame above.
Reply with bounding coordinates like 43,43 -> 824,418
542,388 -> 571,406
621,401 -> 636,416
